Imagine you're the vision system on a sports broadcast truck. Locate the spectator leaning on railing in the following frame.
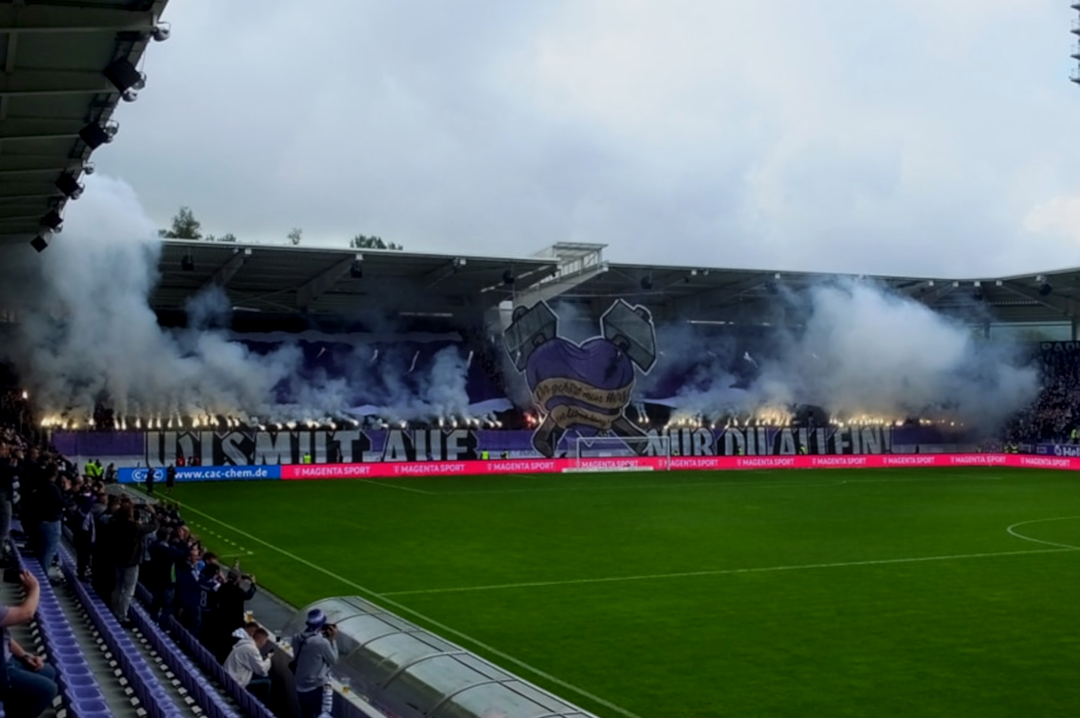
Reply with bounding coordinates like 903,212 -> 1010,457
224,621 -> 273,702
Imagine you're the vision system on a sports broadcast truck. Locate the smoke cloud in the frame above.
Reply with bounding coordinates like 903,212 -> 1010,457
650,280 -> 1040,430
0,176 -> 474,425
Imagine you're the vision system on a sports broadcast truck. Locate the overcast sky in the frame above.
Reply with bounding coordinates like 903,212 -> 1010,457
93,0 -> 1080,277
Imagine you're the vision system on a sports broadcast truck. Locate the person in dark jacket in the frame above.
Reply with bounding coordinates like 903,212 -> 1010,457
175,545 -> 203,634
92,495 -> 120,600
109,503 -> 158,625
0,443 -> 18,561
145,528 -> 185,621
196,562 -> 223,648
36,467 -> 65,582
69,489 -> 96,580
212,566 -> 257,661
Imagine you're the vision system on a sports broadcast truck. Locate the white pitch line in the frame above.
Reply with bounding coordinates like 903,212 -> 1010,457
1006,516 -> 1080,550
358,480 -> 433,495
380,547 -> 1077,597
175,503 -> 643,718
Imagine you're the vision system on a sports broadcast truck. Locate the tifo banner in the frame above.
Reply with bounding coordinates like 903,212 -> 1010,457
118,465 -> 281,484
113,453 -> 1080,483
503,299 -> 658,458
55,424 -> 968,468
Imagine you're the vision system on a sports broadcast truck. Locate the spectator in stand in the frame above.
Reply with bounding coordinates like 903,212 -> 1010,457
0,443 -> 18,561
223,622 -> 273,702
291,609 -> 340,718
92,495 -> 120,600
176,545 -> 204,634
213,565 -> 257,660
197,562 -> 224,648
108,502 -> 158,626
68,486 -> 96,580
0,570 -> 59,718
145,527 -> 184,621
35,467 -> 65,583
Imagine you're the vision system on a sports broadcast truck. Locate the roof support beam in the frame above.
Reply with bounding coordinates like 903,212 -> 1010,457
0,118 -> 86,141
425,258 -> 466,288
0,70 -> 111,97
1000,280 -> 1080,319
296,255 -> 357,310
0,159 -> 83,176
669,275 -> 770,314
203,248 -> 250,292
0,6 -> 157,33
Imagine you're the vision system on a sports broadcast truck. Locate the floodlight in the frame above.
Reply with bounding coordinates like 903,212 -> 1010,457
640,274 -> 653,290
79,123 -> 113,149
104,58 -> 143,93
41,210 -> 63,230
350,260 -> 363,279
1039,283 -> 1052,296
30,236 -> 48,253
152,23 -> 171,42
55,174 -> 84,199
122,89 -> 138,103
502,269 -> 515,286
181,255 -> 195,272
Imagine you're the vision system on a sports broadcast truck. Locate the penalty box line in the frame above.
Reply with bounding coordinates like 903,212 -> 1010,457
175,502 -> 645,718
381,546 -> 1078,597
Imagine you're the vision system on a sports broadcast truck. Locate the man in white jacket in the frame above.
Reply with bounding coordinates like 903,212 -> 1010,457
223,622 -> 272,701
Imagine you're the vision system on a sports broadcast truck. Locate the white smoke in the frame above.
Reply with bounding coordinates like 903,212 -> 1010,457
0,176 -> 474,424
655,279 -> 1040,430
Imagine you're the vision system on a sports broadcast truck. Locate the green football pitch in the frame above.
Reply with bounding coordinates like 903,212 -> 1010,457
167,468 -> 1080,718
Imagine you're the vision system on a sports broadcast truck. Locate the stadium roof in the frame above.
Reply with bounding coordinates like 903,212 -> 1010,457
153,240 -> 559,317
153,240 -> 1080,327
0,0 -> 168,249
546,261 -> 1080,326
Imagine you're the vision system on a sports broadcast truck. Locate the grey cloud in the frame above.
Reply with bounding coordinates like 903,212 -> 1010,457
96,0 -> 1080,275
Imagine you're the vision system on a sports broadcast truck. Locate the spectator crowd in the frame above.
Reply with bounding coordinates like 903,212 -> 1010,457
1004,349 -> 1080,445
0,423 -> 333,718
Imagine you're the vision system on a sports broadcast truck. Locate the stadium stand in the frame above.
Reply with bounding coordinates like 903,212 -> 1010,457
1004,346 -> 1080,445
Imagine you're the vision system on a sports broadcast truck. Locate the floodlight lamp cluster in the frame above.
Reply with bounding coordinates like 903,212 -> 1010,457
30,28 -> 174,253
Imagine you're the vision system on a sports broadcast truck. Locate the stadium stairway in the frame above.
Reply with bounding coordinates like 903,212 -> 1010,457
10,541 -> 140,718
56,545 -> 212,718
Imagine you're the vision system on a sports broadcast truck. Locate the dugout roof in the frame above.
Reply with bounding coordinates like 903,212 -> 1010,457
0,0 -> 167,248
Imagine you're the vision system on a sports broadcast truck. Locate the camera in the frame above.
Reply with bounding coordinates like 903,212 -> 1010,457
321,623 -> 337,637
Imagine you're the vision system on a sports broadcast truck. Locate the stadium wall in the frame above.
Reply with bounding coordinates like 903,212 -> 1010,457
52,425 -> 972,469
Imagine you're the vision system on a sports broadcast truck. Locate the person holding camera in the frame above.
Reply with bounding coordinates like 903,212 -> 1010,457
290,609 -> 339,718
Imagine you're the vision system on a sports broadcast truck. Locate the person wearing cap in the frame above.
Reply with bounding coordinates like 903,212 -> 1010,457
290,609 -> 339,718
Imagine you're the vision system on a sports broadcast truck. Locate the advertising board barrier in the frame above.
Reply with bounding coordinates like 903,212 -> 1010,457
116,453 -> 1080,484
1034,443 -> 1080,457
278,452 -> 1078,479
118,465 -> 282,484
